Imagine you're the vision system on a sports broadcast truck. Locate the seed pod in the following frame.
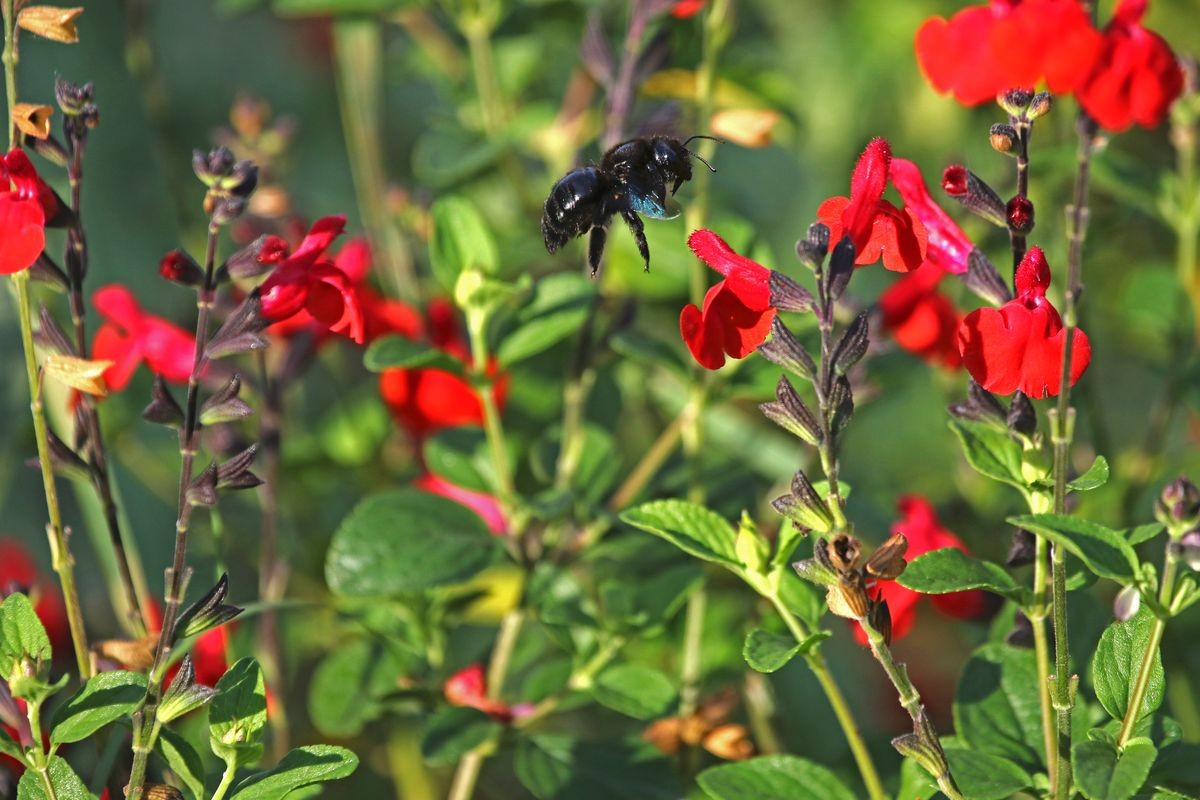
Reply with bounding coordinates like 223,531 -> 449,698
868,595 -> 893,646
827,574 -> 870,619
826,534 -> 862,575
865,533 -> 908,580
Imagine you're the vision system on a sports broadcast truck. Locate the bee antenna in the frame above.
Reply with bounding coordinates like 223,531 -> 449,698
682,134 -> 727,148
691,152 -> 718,173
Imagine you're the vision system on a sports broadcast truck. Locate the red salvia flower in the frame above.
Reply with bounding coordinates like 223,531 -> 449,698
380,299 -> 508,438
414,473 -> 506,535
91,285 -> 196,393
1074,0 -> 1184,132
815,139 -> 927,272
957,246 -> 1090,398
855,496 -> 988,645
258,215 -> 365,344
0,149 -> 47,275
880,263 -> 963,369
679,229 -> 775,370
443,663 -> 513,721
671,0 -> 706,19
0,539 -> 68,651
889,158 -> 973,275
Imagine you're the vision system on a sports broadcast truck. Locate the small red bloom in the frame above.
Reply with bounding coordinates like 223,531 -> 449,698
815,139 -> 927,273
671,0 -> 706,18
855,496 -> 988,645
0,149 -> 47,275
444,663 -> 512,721
1074,0 -> 1184,132
415,473 -> 506,535
957,246 -> 1090,398
0,539 -> 68,651
91,285 -> 196,393
889,159 -> 972,275
880,263 -> 962,369
679,229 -> 775,370
380,299 -> 508,439
258,216 -> 365,344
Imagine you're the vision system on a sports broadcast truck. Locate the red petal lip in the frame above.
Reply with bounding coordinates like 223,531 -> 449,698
890,158 -> 972,275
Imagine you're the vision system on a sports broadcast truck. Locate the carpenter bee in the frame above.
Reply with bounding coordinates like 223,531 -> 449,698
541,135 -> 721,277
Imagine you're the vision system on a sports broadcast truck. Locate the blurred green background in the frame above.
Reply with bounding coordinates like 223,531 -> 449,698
2,0 -> 1200,796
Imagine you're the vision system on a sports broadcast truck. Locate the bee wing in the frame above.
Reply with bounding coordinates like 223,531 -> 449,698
626,174 -> 674,220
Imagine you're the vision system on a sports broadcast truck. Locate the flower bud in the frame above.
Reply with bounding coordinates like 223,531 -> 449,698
795,223 -> 830,270
193,147 -> 236,187
1007,528 -> 1037,568
1028,92 -> 1053,121
143,375 -> 184,428
159,250 -> 204,287
773,471 -> 835,533
768,271 -> 815,313
55,77 -> 94,116
157,656 -> 217,724
221,234 -> 284,281
997,88 -> 1034,117
1007,391 -> 1037,439
1156,476 -> 1200,533
989,123 -> 1019,155
757,318 -> 816,381
216,445 -> 263,491
963,248 -> 1012,307
792,557 -> 838,588
175,574 -> 243,640
1006,195 -> 1035,234
760,376 -> 822,446
1174,530 -> 1200,571
942,165 -> 1007,227
948,380 -> 1008,428
1113,584 -> 1141,622
200,375 -> 253,426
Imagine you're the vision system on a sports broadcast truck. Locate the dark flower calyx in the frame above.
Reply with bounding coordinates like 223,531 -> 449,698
942,166 -> 1007,228
1006,196 -> 1035,234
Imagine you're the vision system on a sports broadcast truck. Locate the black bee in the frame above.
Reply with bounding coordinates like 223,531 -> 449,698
541,135 -> 720,276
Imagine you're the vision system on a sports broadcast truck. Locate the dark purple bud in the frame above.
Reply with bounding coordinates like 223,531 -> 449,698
831,312 -> 869,375
758,317 -> 816,381
34,305 -> 75,357
949,380 -> 1007,428
1005,610 -> 1035,648
1007,391 -> 1037,438
962,248 -> 1012,307
1006,527 -> 1037,567
1006,196 -> 1035,234
160,250 -> 204,287
186,464 -> 219,507
1156,476 -> 1200,532
760,376 -> 822,446
795,223 -> 830,269
143,375 -> 184,428
997,87 -> 1034,117
825,235 -> 856,301
200,374 -> 254,426
942,166 -> 1007,227
769,272 -> 815,313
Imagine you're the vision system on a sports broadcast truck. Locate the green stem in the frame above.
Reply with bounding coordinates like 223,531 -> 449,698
467,313 -> 515,509
516,636 -> 625,729
1116,555 -> 1179,748
769,596 -> 887,800
446,609 -> 525,800
1030,534 -> 1058,785
209,755 -> 238,800
677,585 -> 707,779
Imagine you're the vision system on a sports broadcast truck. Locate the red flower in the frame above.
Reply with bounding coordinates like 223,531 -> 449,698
957,246 -> 1090,398
1074,0 -> 1184,132
915,0 -> 1101,106
258,216 -> 365,344
671,0 -> 706,18
379,299 -> 508,438
189,626 -> 230,687
91,285 -> 196,393
414,473 -> 506,534
443,663 -> 513,721
880,263 -> 963,369
855,496 -> 988,645
679,229 -> 775,370
0,539 -> 68,651
889,159 -> 973,276
0,149 -> 47,275
815,139 -> 927,273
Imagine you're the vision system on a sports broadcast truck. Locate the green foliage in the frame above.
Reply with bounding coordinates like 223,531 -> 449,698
949,420 -> 1027,490
1008,514 -> 1139,584
325,489 -> 502,596
1068,456 -> 1111,491
308,639 -> 401,737
696,755 -> 856,800
1073,739 -> 1156,800
0,594 -> 51,698
157,727 -> 206,800
742,628 -> 827,673
428,196 -> 497,291
590,662 -> 676,719
229,745 -> 359,800
15,756 -> 90,800
515,735 -> 680,800
1092,607 -> 1165,723
942,748 -> 1034,799
210,657 -> 269,765
898,548 -> 1024,603
364,335 -> 462,373
621,500 -> 742,568
421,707 -> 503,766
49,670 -> 147,745
498,272 -> 596,366
954,644 -> 1044,770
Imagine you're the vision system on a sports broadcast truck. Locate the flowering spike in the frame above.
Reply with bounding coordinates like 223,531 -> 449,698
757,317 -> 816,381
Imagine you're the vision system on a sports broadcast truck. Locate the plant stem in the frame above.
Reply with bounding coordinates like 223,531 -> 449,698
1116,554 -> 1179,748
515,635 -> 625,729
768,595 -> 887,800
1030,534 -> 1058,785
446,609 -> 525,800
467,314 -> 516,510
209,755 -> 238,800
1047,111 -> 1098,800
3,0 -> 92,681
127,220 -> 222,800
1009,118 -> 1030,275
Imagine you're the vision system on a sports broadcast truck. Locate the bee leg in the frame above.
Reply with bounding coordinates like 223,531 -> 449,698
621,211 -> 650,272
587,226 -> 607,278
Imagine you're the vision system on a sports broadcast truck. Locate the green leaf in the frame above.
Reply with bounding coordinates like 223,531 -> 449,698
515,735 -> 680,800
364,335 -> 461,373
1069,456 -> 1110,491
1008,514 -> 1138,583
954,643 -> 1043,769
210,657 -> 268,761
949,419 -> 1027,489
0,593 -> 51,678
621,501 -> 742,568
1093,606 -> 1165,723
1126,524 -> 1164,546
15,756 -> 89,800
530,424 -> 620,506
498,273 -> 596,366
420,706 -> 502,766
898,548 -> 1023,601
942,748 -> 1033,800
229,745 -> 359,800
895,758 -> 939,800
590,663 -> 676,720
0,727 -> 24,764
743,629 -> 826,673
697,755 -> 857,800
308,639 -> 398,737
157,727 -> 206,800
326,489 -> 502,597
1074,739 -> 1156,800
424,428 -> 494,494
49,670 -> 147,745
428,196 -> 497,291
